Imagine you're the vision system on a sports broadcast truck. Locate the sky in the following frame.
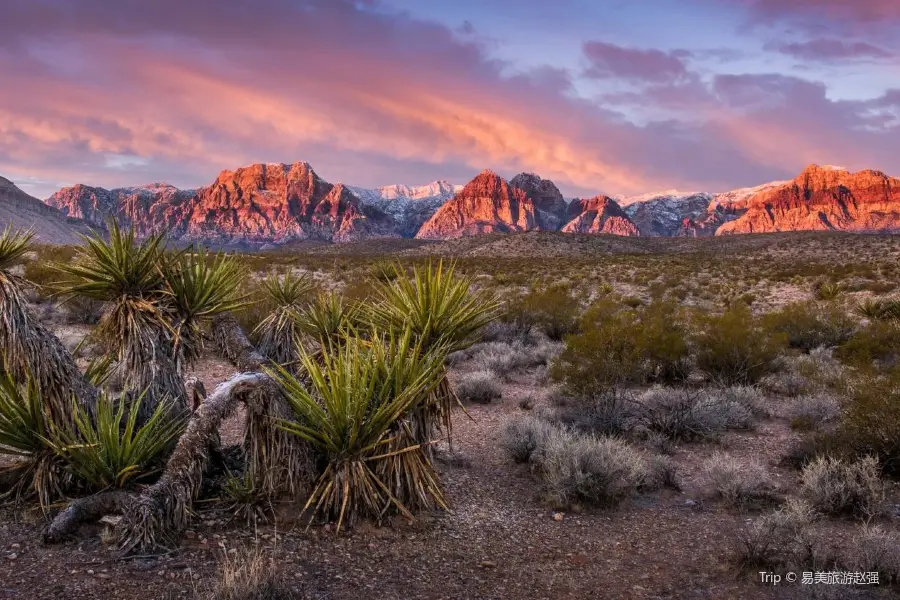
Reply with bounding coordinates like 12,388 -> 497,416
1,0 -> 899,199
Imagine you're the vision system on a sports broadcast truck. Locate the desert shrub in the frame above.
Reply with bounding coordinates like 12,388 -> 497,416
478,320 -> 523,344
504,285 -> 580,340
692,303 -> 786,385
60,296 -> 105,325
760,370 -> 810,398
454,370 -> 502,404
471,339 -> 551,381
704,453 -> 779,509
762,302 -> 855,352
635,387 -> 754,441
833,371 -> 900,475
836,321 -> 900,370
784,394 -> 841,431
533,427 -> 652,509
734,499 -> 827,570
549,301 -> 690,396
501,415 -> 556,463
799,456 -> 884,519
554,389 -> 638,437
842,525 -> 900,584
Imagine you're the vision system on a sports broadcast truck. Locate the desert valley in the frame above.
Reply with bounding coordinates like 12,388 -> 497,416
0,159 -> 899,599
3,0 -> 900,598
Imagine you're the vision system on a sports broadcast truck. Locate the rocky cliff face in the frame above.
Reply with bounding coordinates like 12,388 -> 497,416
46,163 -> 398,246
415,170 -> 539,240
0,176 -> 92,244
717,165 -> 900,235
561,196 -> 640,236
47,183 -> 196,234
179,162 -> 396,244
509,173 -> 569,230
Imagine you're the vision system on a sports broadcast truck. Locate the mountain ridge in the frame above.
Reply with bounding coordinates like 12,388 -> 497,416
18,162 -> 900,245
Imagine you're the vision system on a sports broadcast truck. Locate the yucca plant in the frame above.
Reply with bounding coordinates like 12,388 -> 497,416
0,371 -> 66,510
164,246 -> 246,370
367,260 -> 500,445
294,291 -> 360,352
0,225 -> 33,272
856,297 -> 900,321
55,222 -> 185,420
271,331 -> 447,531
46,392 -> 186,490
253,271 -> 314,368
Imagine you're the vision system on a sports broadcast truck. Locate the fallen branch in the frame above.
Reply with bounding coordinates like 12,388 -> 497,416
43,490 -> 134,543
119,372 -> 269,552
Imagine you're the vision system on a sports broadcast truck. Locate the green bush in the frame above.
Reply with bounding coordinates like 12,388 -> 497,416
832,371 -> 900,476
692,304 -> 786,385
836,321 -> 900,370
550,301 -> 690,396
504,285 -> 580,340
762,302 -> 855,352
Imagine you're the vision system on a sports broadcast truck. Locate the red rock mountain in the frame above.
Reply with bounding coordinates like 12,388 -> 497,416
717,165 -> 900,235
46,163 -> 398,246
509,173 -> 569,230
561,196 -> 641,236
415,170 -> 539,240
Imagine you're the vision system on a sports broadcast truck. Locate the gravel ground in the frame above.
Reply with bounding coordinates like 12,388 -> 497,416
1,359 -> 898,600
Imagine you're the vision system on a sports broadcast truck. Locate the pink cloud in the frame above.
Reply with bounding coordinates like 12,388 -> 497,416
0,0 -> 898,200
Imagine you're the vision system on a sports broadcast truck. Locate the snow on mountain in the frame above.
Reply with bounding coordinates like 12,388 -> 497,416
349,181 -> 462,237
616,189 -> 705,207
708,180 -> 790,210
618,191 -> 713,237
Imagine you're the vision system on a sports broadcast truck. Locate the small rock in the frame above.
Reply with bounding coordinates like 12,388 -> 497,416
685,500 -> 697,507
479,560 -> 496,569
184,530 -> 197,540
552,512 -> 564,521
10,543 -> 20,549
87,570 -> 95,575
6,553 -> 17,560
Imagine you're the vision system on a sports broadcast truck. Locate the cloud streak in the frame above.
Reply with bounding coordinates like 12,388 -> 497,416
0,0 -> 898,199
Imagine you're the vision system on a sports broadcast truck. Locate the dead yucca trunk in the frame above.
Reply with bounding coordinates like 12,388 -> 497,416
114,314 -> 314,551
0,274 -> 98,424
103,299 -> 187,423
119,372 -> 268,550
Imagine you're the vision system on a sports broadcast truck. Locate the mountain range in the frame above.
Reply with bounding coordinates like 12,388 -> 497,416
2,162 -> 899,245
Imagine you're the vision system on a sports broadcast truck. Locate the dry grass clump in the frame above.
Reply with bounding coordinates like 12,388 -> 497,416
799,456 -> 885,519
198,545 -> 300,600
454,370 -> 502,404
734,499 -> 828,570
535,428 -> 655,509
842,525 -> 900,584
703,453 -> 779,509
783,394 -> 841,431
